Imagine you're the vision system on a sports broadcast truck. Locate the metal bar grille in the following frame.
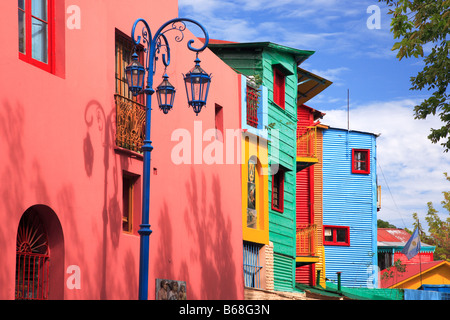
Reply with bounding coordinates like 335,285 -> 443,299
296,224 -> 317,256
246,85 -> 259,128
15,252 -> 49,300
297,126 -> 317,158
115,32 -> 145,105
243,242 -> 262,288
115,32 -> 146,153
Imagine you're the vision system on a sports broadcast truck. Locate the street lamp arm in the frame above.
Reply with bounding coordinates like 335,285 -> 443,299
153,17 -> 210,53
131,17 -> 210,75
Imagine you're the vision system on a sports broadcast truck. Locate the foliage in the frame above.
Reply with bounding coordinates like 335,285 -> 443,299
410,173 -> 450,262
377,219 -> 397,228
379,0 -> 450,151
381,259 -> 407,280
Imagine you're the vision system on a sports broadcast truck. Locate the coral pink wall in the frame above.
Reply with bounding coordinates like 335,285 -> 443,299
0,0 -> 243,299
394,252 -> 434,265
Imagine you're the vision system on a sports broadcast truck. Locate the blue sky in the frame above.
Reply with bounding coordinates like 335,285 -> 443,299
179,0 -> 449,231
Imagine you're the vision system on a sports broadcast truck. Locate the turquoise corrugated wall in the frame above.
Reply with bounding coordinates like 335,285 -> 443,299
322,128 -> 378,288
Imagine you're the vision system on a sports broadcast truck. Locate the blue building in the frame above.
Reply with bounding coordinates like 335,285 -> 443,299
322,127 -> 379,288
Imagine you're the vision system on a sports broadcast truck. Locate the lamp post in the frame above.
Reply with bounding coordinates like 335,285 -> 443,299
125,17 -> 211,300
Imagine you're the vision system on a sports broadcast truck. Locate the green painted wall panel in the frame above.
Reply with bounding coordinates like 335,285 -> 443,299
208,43 -> 302,291
263,48 -> 298,259
274,253 -> 295,291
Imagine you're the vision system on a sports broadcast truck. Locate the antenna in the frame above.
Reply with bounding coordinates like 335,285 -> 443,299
347,89 -> 350,131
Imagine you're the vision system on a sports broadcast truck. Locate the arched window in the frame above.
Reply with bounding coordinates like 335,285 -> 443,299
15,211 -> 50,300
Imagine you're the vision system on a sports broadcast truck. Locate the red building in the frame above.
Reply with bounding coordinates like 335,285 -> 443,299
295,68 -> 331,288
378,228 -> 435,270
1,0 -> 244,299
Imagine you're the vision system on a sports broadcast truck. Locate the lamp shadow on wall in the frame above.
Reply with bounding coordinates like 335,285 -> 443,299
84,100 -> 129,298
0,100 -> 26,297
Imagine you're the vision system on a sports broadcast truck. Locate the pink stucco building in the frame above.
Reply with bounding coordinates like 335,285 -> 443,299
1,0 -> 244,299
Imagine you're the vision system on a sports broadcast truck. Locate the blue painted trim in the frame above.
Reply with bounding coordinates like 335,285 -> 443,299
241,76 -> 269,140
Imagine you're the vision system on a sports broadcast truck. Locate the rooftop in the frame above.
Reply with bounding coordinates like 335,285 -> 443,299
377,228 -> 434,248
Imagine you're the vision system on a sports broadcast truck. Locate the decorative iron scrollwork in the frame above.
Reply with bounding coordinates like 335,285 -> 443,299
115,95 -> 146,153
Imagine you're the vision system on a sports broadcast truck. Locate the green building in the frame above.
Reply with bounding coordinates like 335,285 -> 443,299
208,41 -> 315,291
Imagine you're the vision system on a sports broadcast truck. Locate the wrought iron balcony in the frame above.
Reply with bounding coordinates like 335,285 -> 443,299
246,84 -> 259,128
115,94 -> 146,153
296,126 -> 318,171
296,224 -> 317,257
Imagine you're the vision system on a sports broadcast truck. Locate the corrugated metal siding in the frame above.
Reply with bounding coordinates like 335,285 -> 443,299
274,254 -> 295,291
314,129 -> 324,249
296,168 -> 311,225
322,128 -> 378,288
296,264 -> 313,285
297,105 -> 313,135
314,129 -> 325,286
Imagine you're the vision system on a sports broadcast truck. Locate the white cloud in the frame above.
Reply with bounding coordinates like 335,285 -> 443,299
179,0 -> 394,57
323,99 -> 449,229
308,67 -> 350,84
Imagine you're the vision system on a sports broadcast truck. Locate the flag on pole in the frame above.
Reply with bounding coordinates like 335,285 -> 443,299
401,227 -> 421,260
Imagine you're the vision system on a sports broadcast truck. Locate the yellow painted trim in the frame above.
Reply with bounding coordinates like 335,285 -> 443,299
390,261 -> 450,289
296,157 -> 319,164
296,256 -> 320,263
242,135 -> 269,245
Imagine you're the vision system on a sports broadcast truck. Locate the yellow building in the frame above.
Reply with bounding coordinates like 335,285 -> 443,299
381,261 -> 450,289
240,76 -> 272,292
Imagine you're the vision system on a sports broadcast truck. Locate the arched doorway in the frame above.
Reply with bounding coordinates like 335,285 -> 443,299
15,206 -> 64,300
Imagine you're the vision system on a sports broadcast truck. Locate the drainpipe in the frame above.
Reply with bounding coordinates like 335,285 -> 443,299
316,270 -> 321,286
336,272 -> 342,293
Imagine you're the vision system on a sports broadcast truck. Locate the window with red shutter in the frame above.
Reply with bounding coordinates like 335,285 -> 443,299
273,68 -> 285,109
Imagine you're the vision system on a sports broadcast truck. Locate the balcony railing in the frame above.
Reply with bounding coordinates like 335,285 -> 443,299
296,224 -> 317,257
246,84 -> 259,128
115,94 -> 146,153
297,126 -> 317,159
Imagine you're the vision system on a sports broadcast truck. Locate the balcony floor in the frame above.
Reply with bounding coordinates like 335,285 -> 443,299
296,256 -> 320,266
296,157 -> 318,171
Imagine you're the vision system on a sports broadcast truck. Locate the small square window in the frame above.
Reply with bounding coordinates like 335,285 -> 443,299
352,149 -> 370,174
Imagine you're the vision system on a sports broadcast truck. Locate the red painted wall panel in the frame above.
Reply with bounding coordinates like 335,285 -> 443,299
1,0 -> 244,300
394,252 -> 434,265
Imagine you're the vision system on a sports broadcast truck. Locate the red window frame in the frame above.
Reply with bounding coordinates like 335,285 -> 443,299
19,0 -> 55,73
271,169 -> 284,212
352,149 -> 370,174
323,225 -> 350,246
273,68 -> 285,109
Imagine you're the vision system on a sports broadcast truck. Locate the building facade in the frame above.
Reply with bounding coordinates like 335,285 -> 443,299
322,128 -> 379,288
2,0 -> 244,299
378,228 -> 435,271
208,41 -> 339,294
295,104 -> 328,287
